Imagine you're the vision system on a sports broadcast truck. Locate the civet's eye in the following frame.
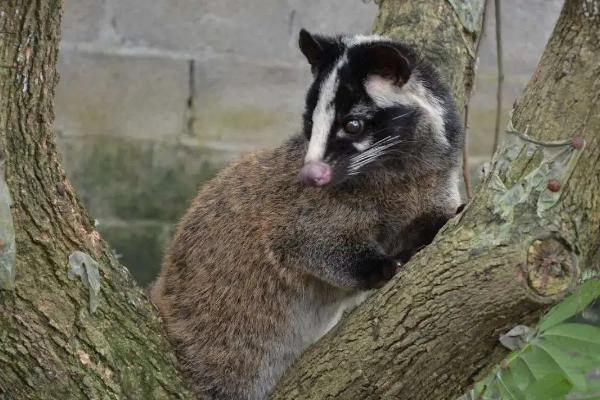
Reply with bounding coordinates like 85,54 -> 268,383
343,119 -> 364,135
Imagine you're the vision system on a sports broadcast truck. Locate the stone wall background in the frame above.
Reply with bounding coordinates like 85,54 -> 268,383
56,0 -> 564,285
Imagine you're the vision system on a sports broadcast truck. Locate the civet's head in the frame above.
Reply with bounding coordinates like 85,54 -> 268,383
297,29 -> 464,187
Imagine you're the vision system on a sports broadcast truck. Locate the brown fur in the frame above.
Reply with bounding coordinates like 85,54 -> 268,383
151,137 -> 458,399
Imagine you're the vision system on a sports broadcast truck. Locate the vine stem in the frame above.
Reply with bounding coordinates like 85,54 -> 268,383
462,0 -> 490,199
492,0 -> 504,153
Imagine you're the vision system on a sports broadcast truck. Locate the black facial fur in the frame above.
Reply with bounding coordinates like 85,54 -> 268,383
298,30 -> 464,186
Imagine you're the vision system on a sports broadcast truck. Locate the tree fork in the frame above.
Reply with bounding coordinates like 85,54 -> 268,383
1,1 -> 598,400
0,1 -> 192,398
271,1 -> 600,399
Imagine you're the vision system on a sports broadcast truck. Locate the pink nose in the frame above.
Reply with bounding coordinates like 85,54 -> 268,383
298,161 -> 332,187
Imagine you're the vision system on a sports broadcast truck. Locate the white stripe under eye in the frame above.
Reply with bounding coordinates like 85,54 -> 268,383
353,138 -> 372,151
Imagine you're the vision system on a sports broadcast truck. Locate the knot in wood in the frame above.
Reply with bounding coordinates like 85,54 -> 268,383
526,237 -> 577,298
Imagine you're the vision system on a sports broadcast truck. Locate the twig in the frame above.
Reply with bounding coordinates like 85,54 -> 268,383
463,104 -> 474,199
492,0 -> 504,153
504,113 -> 577,147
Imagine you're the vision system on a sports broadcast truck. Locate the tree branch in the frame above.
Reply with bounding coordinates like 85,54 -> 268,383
271,1 -> 600,398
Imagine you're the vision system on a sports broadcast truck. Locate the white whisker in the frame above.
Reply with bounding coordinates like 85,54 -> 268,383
351,136 -> 398,157
392,112 -> 411,120
349,138 -> 402,163
347,135 -> 419,174
348,149 -> 393,171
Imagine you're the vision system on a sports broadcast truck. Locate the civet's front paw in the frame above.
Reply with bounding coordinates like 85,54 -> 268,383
359,256 -> 400,290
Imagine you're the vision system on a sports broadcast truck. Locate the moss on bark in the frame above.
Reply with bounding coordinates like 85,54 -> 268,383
0,1 -> 192,398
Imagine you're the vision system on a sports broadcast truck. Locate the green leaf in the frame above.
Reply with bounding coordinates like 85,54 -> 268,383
524,373 -> 572,400
567,370 -> 600,400
458,283 -> 600,400
534,339 -> 592,391
508,358 -> 535,392
497,369 -> 524,400
472,374 -> 501,400
565,394 -> 600,400
520,345 -> 565,381
544,323 -> 600,356
539,280 -> 600,332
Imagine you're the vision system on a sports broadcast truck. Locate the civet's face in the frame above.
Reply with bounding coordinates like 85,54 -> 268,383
297,30 -> 463,187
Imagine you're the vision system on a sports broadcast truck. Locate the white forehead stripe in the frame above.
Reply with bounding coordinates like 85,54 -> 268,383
305,55 -> 348,163
342,34 -> 387,47
365,75 -> 448,146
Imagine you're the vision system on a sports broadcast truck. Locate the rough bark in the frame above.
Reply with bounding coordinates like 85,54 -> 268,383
2,0 -> 598,400
271,1 -> 599,399
0,1 -> 192,398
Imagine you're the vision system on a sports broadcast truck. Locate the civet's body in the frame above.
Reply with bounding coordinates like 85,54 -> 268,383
151,31 -> 464,400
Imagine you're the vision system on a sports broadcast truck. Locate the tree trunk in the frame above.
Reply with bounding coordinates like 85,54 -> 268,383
271,1 -> 600,399
0,2 -> 192,398
2,0 -> 599,400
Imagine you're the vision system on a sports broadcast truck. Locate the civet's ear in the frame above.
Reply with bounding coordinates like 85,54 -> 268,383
299,29 -> 326,69
364,44 -> 411,86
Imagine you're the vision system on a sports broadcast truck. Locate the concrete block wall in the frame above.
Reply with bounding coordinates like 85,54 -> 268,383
56,0 -> 563,285
56,0 -> 378,285
467,0 -> 563,172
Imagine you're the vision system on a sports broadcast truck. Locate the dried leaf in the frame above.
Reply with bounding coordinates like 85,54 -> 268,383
0,160 -> 16,290
500,325 -> 534,351
446,0 -> 486,33
68,251 -> 102,313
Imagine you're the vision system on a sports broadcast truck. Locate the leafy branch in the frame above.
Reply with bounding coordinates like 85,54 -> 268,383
459,279 -> 600,400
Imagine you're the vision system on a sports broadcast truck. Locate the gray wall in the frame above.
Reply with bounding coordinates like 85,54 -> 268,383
468,0 -> 564,167
56,0 -> 563,285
